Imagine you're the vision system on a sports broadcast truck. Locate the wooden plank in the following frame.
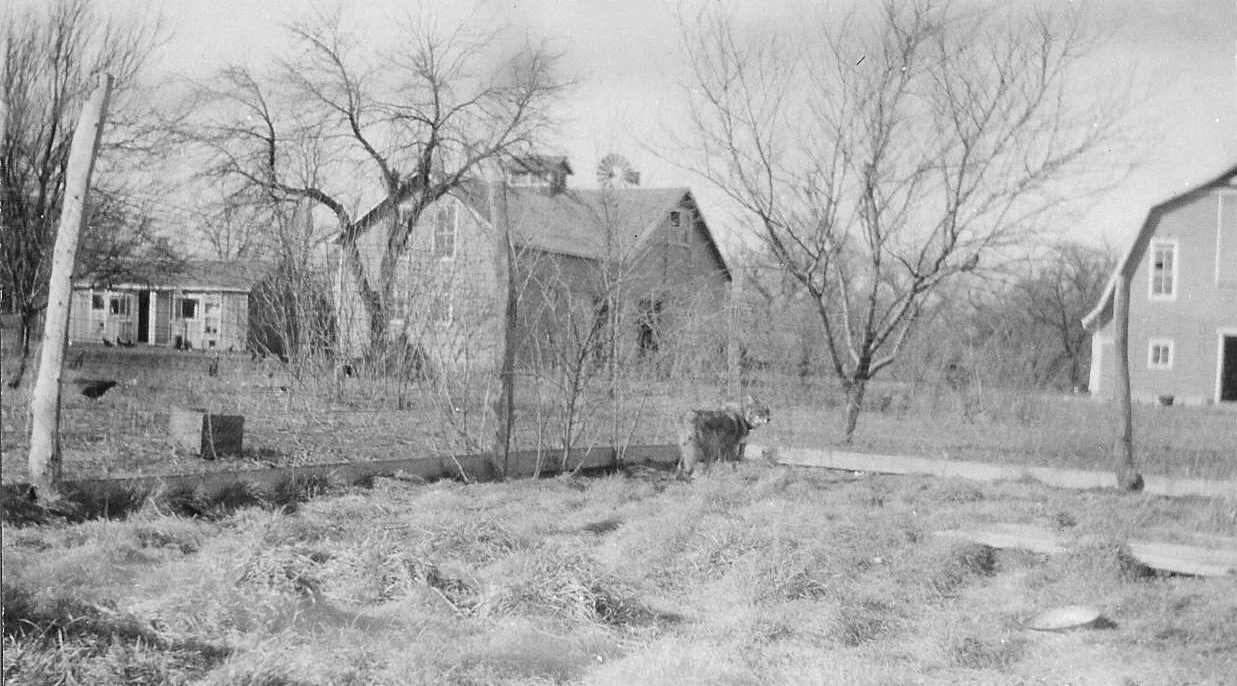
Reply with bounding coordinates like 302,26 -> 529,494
936,524 -> 1237,578
754,443 -> 1237,499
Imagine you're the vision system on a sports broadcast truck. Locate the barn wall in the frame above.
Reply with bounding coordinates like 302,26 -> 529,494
1090,189 -> 1237,404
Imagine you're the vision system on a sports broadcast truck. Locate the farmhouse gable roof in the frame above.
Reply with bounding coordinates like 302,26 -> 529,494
1081,163 -> 1237,332
353,180 -> 733,280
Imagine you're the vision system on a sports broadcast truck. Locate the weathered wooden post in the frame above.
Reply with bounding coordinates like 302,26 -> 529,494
27,74 -> 113,503
727,276 -> 741,401
1111,270 -> 1143,491
490,179 -> 517,477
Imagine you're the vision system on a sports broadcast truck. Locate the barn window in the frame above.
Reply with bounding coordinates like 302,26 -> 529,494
91,294 -> 105,310
1148,339 -> 1173,370
433,203 -> 456,259
1149,241 -> 1176,299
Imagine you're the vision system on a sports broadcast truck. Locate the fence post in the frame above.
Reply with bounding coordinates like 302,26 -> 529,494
727,275 -> 740,400
490,179 -> 516,477
28,75 -> 113,503
1111,271 -> 1142,491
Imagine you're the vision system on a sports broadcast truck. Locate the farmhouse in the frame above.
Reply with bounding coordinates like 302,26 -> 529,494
69,260 -> 274,352
1083,164 -> 1237,405
335,156 -> 733,371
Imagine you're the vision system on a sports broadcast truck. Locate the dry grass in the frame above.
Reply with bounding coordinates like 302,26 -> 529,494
4,463 -> 1235,685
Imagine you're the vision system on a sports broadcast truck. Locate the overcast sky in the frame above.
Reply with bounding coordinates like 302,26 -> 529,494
58,0 -> 1237,253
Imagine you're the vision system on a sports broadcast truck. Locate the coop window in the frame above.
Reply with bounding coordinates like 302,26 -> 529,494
109,296 -> 129,316
1148,339 -> 1173,370
1149,241 -> 1177,299
433,203 -> 456,259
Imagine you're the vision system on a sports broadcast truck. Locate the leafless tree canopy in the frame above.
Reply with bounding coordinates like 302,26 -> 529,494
187,9 -> 569,351
681,0 -> 1129,440
1,0 -> 168,369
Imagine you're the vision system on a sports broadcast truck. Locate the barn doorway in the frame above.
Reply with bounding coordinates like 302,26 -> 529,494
1221,335 -> 1237,402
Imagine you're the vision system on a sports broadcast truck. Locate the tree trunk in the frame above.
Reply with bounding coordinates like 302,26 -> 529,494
1110,273 -> 1143,491
28,75 -> 112,504
6,308 -> 39,389
842,376 -> 868,444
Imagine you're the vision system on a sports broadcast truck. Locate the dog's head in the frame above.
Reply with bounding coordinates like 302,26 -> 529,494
741,395 -> 771,428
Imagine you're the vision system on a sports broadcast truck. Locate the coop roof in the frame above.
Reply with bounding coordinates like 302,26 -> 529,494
1081,163 -> 1237,332
75,260 -> 275,293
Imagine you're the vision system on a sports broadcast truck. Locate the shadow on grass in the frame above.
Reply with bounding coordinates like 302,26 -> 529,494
2,583 -> 230,666
1,473 -> 343,527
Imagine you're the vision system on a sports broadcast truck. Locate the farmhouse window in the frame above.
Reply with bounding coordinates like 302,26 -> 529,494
1148,339 -> 1173,370
433,203 -> 456,259
670,211 -> 681,229
91,294 -> 105,310
427,291 -> 453,326
1149,241 -> 1176,299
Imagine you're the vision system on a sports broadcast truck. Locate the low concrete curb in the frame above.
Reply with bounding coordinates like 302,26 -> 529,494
754,444 -> 1237,500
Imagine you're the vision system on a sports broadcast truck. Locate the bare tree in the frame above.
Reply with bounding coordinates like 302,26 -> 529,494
1009,241 -> 1113,389
680,0 -> 1129,441
187,8 -> 568,354
1,0 -> 168,383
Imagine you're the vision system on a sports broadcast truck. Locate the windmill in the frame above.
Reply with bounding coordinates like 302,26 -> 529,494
596,153 -> 640,189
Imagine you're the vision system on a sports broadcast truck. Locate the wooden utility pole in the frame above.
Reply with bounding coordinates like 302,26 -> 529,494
28,75 -> 113,503
1111,271 -> 1143,491
490,179 -> 517,477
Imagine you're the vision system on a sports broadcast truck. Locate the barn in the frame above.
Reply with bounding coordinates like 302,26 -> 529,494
1083,164 -> 1237,405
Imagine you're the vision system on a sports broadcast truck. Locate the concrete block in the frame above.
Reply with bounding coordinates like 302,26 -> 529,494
169,408 -> 244,459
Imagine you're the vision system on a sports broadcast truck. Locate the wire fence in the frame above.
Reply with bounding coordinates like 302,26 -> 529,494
4,275 -> 1237,484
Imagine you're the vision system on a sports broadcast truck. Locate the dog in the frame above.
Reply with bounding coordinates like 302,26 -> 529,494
676,396 -> 771,479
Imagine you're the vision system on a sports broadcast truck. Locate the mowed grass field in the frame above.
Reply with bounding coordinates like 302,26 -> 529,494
4,464 -> 1236,685
1,346 -> 1235,483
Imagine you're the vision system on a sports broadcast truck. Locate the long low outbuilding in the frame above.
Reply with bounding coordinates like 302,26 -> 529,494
69,260 -> 273,352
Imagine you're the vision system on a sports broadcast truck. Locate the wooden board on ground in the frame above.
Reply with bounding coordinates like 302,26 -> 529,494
935,523 -> 1237,578
755,444 -> 1237,500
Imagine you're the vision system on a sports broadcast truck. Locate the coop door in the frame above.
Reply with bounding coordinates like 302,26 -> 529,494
202,295 -> 222,349
108,293 -> 134,343
176,295 -> 202,349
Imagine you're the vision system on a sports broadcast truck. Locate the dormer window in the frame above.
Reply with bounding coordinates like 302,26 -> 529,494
1149,240 -> 1176,300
